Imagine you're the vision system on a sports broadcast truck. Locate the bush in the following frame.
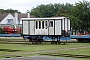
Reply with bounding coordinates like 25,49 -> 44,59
0,27 -> 4,34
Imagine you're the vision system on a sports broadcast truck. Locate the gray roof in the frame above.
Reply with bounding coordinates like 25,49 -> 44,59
0,13 -> 35,22
0,13 -> 8,22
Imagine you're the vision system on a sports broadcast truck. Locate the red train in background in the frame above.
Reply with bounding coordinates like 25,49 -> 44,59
2,26 -> 22,34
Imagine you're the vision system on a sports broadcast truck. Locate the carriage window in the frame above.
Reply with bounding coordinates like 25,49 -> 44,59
36,21 -> 38,29
49,21 -> 53,27
45,21 -> 47,29
42,21 -> 44,29
39,21 -> 41,29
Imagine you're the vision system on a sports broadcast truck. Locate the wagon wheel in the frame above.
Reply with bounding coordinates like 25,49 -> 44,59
55,42 -> 57,44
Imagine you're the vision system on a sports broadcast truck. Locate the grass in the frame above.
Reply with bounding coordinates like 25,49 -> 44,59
58,48 -> 90,55
0,38 -> 90,60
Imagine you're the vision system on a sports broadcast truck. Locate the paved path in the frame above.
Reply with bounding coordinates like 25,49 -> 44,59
3,56 -> 75,60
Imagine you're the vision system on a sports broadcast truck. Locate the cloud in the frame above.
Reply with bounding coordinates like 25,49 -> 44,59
0,0 -> 34,12
0,0 -> 33,7
5,0 -> 32,5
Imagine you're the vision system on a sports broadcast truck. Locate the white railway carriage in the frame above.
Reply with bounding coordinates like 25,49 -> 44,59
21,17 -> 70,44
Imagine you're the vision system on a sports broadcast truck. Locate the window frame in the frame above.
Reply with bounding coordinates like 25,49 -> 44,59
39,21 -> 41,29
42,21 -> 44,29
49,21 -> 53,27
7,19 -> 13,24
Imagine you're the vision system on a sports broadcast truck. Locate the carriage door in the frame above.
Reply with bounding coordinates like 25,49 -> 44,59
35,20 -> 48,35
49,20 -> 54,35
41,20 -> 48,35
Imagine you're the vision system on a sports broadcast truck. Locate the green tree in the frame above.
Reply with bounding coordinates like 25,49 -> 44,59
31,4 -> 55,17
55,3 -> 73,17
0,9 -> 5,14
30,3 -> 73,18
0,9 -> 20,14
71,0 -> 90,32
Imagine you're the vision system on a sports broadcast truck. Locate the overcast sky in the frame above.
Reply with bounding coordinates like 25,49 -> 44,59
0,0 -> 89,13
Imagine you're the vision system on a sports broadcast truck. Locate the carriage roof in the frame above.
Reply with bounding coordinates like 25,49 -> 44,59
21,17 -> 69,21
